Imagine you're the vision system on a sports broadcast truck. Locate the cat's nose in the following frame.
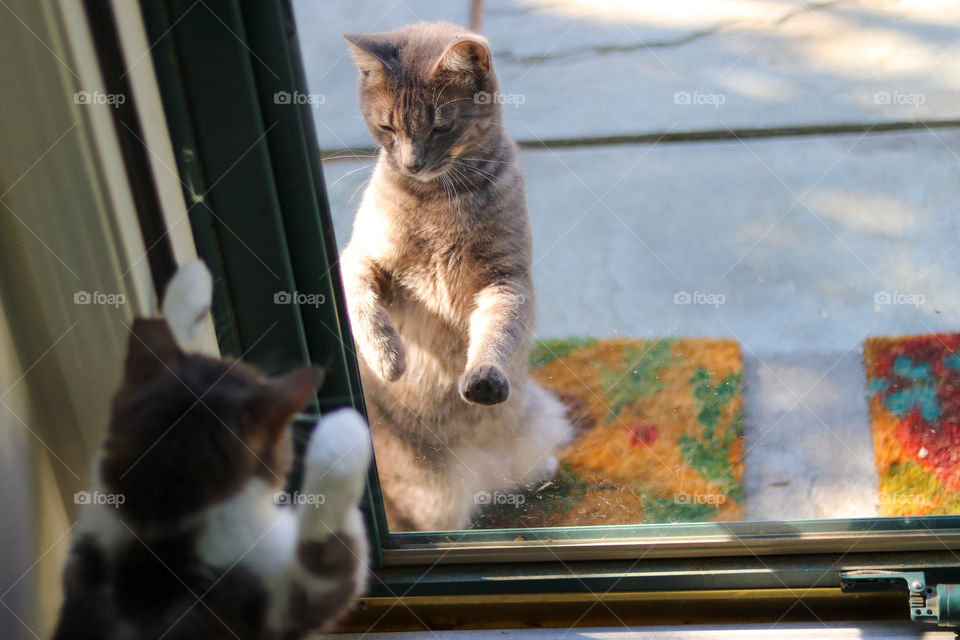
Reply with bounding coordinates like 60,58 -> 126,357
404,159 -> 426,174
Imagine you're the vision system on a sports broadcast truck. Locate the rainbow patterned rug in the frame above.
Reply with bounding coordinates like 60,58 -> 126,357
474,337 -> 745,528
865,333 -> 960,516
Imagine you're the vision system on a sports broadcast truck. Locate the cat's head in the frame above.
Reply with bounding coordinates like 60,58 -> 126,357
345,22 -> 500,182
100,318 -> 322,526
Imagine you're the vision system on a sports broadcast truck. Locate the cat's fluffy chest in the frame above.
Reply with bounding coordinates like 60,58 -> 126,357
386,237 -> 481,329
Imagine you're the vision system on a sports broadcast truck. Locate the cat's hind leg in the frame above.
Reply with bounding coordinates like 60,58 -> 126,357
371,424 -> 483,531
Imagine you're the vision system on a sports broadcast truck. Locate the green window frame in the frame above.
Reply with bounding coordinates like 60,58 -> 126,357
133,0 -> 960,623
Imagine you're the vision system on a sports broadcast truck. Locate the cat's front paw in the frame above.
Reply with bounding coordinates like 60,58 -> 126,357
359,331 -> 406,382
373,339 -> 406,382
459,364 -> 510,405
305,409 -> 372,482
162,260 -> 213,353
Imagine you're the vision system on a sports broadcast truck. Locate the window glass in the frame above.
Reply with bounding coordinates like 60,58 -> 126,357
294,0 -> 960,535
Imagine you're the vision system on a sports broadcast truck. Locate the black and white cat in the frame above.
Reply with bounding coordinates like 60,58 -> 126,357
53,262 -> 371,639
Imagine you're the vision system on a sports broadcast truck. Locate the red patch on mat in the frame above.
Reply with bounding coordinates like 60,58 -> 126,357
629,423 -> 659,447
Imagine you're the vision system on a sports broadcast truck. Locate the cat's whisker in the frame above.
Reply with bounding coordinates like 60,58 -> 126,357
324,153 -> 380,162
329,163 -> 375,187
457,157 -> 508,164
446,174 -> 461,211
447,166 -> 470,193
349,174 -> 373,203
457,162 -> 496,180
437,173 -> 453,203
453,161 -> 497,188
433,76 -> 459,109
450,166 -> 471,191
436,96 -> 473,110
444,171 -> 466,216
453,160 -> 497,180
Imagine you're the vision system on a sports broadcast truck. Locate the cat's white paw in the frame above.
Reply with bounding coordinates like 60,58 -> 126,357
162,260 -> 213,353
305,408 -> 372,480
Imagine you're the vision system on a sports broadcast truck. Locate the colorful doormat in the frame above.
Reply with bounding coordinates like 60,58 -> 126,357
474,337 -> 745,529
865,333 -> 960,516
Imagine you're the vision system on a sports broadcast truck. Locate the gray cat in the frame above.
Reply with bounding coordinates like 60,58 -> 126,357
340,22 -> 572,531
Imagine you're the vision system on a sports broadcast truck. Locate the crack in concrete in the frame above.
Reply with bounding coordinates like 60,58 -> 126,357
494,24 -> 731,64
492,0 -> 852,65
320,119 -> 960,163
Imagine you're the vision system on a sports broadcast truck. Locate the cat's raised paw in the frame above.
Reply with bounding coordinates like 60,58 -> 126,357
375,344 -> 406,382
162,260 -> 213,353
306,409 -> 372,478
363,331 -> 406,382
459,364 -> 510,405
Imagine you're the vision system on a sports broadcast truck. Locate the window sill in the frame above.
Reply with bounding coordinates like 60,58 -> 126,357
331,622 -> 953,639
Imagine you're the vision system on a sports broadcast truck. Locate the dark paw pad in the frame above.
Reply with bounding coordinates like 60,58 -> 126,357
459,365 -> 510,405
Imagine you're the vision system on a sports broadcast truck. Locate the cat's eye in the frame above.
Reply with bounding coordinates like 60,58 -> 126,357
433,121 -> 454,134
378,124 -> 395,133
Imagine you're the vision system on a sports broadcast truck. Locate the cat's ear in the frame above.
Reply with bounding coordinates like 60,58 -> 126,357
431,35 -> 491,79
344,33 -> 398,80
124,318 -> 184,384
248,367 -> 324,439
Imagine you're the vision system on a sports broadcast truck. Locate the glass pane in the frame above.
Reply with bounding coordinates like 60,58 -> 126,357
293,0 -> 960,536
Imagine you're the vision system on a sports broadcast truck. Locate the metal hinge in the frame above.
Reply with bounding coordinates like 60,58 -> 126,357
841,569 -> 960,628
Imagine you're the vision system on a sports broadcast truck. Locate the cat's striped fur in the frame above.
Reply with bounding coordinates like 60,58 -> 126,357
341,22 -> 572,530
